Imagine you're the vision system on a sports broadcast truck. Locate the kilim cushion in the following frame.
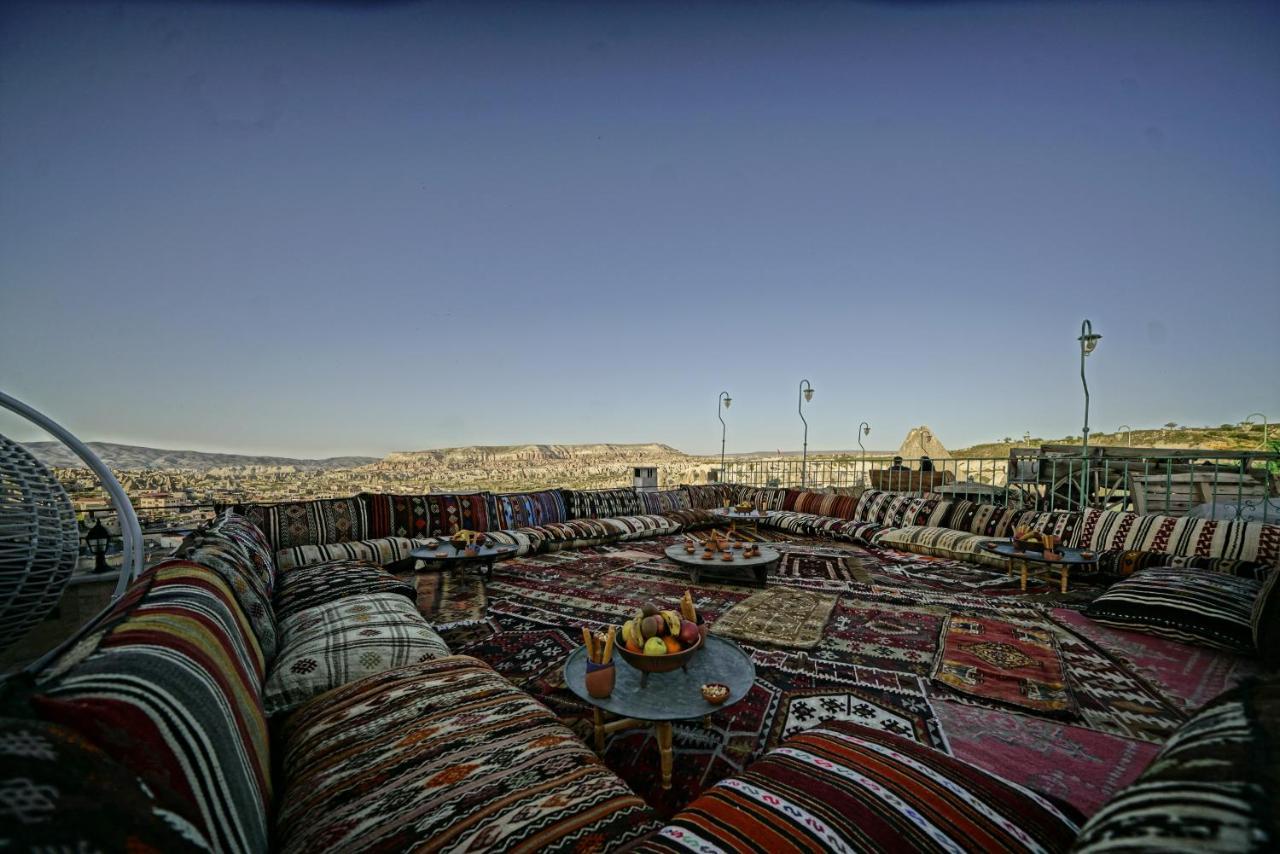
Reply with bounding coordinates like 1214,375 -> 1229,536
481,527 -> 540,557
1074,677 -> 1279,852
1252,569 -> 1279,668
639,720 -> 1078,853
944,500 -> 1025,538
203,510 -> 277,595
1084,568 -> 1261,654
264,593 -> 451,715
808,516 -> 883,545
522,518 -> 620,551
1072,508 -> 1280,568
762,510 -> 822,536
603,513 -> 681,541
363,492 -> 495,538
880,494 -> 941,528
273,558 -> 416,623
639,488 -> 693,514
0,717 -> 211,851
1095,548 -> 1271,580
275,535 -> 433,571
874,526 -> 1008,569
561,487 -> 643,519
660,508 -> 720,530
239,497 -> 370,551
784,490 -> 860,520
489,488 -> 568,528
1015,510 -> 1083,544
682,483 -> 735,510
731,485 -> 789,510
276,656 -> 662,852
29,562 -> 271,853
180,535 -> 279,663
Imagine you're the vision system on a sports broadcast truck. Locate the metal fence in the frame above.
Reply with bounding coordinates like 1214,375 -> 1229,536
720,449 -> 1280,522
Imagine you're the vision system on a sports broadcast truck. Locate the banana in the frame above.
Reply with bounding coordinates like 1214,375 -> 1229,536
661,610 -> 681,635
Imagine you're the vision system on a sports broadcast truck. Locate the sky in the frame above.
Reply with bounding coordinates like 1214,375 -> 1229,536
2,0 -> 1277,459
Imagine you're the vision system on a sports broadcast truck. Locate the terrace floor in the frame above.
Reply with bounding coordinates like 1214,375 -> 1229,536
398,529 -> 1260,820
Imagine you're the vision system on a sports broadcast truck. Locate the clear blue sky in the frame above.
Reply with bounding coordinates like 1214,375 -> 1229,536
2,0 -> 1277,458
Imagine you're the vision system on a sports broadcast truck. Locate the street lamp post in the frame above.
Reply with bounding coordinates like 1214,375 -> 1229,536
717,391 -> 732,479
1077,320 -> 1102,507
1244,413 -> 1268,449
86,517 -> 111,574
857,421 -> 871,482
1118,424 -> 1132,447
798,380 -> 815,487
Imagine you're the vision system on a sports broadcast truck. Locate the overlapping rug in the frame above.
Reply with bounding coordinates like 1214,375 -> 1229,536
423,532 -> 1239,817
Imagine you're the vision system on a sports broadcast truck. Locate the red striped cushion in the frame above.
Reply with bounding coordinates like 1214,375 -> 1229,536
640,721 -> 1077,853
784,490 -> 860,520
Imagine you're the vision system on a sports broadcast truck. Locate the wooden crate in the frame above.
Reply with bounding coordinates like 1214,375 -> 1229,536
869,469 -> 956,493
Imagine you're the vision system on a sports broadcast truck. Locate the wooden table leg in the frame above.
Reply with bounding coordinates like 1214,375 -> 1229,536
656,721 -> 673,789
593,708 -> 605,753
1060,564 -> 1070,593
1019,558 -> 1028,592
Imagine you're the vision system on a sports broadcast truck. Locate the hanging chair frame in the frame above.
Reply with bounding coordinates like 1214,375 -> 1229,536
0,390 -> 143,599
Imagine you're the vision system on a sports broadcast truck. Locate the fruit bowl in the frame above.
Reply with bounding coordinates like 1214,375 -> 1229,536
616,631 -> 703,675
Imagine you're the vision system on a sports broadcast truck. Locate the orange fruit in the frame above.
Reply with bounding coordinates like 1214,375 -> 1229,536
663,636 -> 681,654
625,639 -> 643,654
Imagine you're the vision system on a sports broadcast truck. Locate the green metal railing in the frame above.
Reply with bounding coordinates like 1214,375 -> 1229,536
719,450 -> 1280,522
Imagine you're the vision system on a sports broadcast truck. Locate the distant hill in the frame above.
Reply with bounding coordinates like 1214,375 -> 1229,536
954,423 -> 1274,458
375,443 -> 691,467
24,441 -> 378,472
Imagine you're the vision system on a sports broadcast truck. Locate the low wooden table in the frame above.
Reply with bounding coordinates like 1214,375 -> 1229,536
981,540 -> 1099,593
409,542 -> 517,581
710,507 -> 777,536
564,635 -> 755,789
664,543 -> 780,587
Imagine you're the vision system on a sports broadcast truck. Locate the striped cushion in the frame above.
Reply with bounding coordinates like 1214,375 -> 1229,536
181,536 -> 280,663
1075,677 -> 1278,852
640,721 -> 1077,853
659,508 -> 719,530
1016,510 -> 1083,543
762,510 -> 823,535
239,497 -> 370,551
204,511 -> 277,595
731,486 -> 788,510
275,536 -> 432,571
603,513 -> 680,541
944,500 -> 1025,537
31,562 -> 271,853
1072,509 -> 1280,568
807,516 -> 884,545
482,528 -> 540,557
264,593 -> 451,715
784,490 -> 860,520
277,656 -> 661,852
489,489 -> 567,528
682,483 -> 735,510
880,495 -> 941,528
1085,568 -> 1261,654
873,526 -> 1007,569
522,518 -> 620,551
639,488 -> 693,514
273,559 -> 416,622
561,487 -> 643,519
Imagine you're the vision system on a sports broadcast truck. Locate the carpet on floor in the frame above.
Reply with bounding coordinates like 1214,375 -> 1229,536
931,614 -> 1076,717
711,587 -> 838,649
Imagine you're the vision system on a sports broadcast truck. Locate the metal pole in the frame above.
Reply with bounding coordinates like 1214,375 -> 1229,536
857,421 -> 870,485
717,391 -> 731,478
1078,320 -> 1100,508
798,379 -> 814,488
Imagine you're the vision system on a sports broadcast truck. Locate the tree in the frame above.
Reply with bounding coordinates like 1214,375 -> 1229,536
1163,422 -> 1178,430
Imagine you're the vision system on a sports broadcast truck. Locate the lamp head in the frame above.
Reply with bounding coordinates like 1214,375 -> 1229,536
86,519 -> 110,554
1078,320 -> 1101,355
803,387 -> 814,403
723,395 -> 731,409
862,423 -> 871,436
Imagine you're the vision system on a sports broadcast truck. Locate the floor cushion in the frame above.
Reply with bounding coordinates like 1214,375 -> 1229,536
639,488 -> 693,514
1074,677 -> 1278,852
484,528 -> 540,557
660,508 -> 719,530
239,497 -> 371,551
1095,548 -> 1271,581
0,717 -> 211,851
784,490 -> 860,520
276,656 -> 661,853
489,489 -> 567,528
273,559 -> 416,622
943,500 -> 1025,538
202,510 -> 278,595
874,525 -> 1007,569
731,486 -> 789,510
264,593 -> 451,715
561,487 -> 643,519
639,720 -> 1078,853
1072,508 -> 1280,569
28,562 -> 271,854
604,513 -> 681,541
762,510 -> 823,535
807,516 -> 884,545
522,518 -> 620,551
180,534 -> 279,663
363,492 -> 496,538
275,536 -> 433,571
682,483 -> 735,510
1084,568 -> 1261,654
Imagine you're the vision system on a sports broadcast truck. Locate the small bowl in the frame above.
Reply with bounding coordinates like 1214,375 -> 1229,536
701,683 -> 730,705
1081,551 -> 1095,559
721,552 -> 733,562
701,552 -> 714,561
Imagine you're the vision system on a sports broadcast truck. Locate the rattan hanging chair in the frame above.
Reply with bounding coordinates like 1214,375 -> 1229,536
0,390 -> 142,656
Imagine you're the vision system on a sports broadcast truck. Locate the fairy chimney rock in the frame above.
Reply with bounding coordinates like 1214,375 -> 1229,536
897,426 -> 950,460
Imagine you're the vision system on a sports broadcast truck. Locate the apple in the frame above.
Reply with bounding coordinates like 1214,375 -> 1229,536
641,615 -> 665,639
679,620 -> 699,645
643,636 -> 667,655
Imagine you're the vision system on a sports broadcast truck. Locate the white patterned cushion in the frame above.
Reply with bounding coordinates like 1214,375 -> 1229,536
873,526 -> 1006,569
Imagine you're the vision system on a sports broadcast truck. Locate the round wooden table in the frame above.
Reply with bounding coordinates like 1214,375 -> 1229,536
710,507 -> 777,536
981,540 -> 1099,593
564,635 -> 755,789
409,542 -> 517,581
664,543 -> 780,587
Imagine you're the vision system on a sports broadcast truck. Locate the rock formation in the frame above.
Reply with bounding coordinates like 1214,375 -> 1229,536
896,426 -> 950,460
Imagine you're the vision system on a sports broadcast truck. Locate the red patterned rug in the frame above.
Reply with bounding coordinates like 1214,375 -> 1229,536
931,614 -> 1077,717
